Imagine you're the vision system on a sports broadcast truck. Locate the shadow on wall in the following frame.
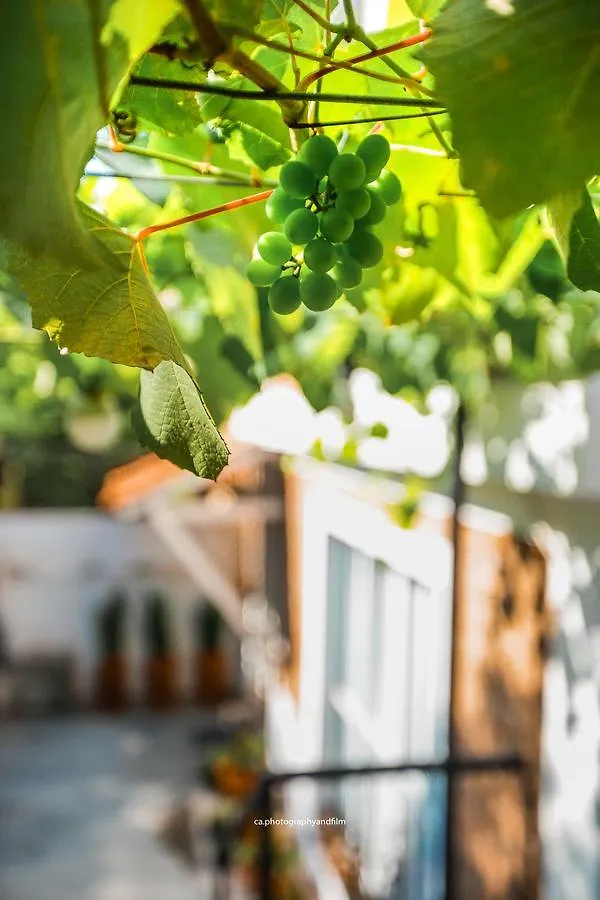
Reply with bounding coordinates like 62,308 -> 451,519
458,483 -> 600,900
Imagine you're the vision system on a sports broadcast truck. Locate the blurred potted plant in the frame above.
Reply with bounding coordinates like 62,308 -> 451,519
235,813 -> 315,899
194,603 -> 230,707
95,591 -> 128,711
209,730 -> 264,800
143,591 -> 178,709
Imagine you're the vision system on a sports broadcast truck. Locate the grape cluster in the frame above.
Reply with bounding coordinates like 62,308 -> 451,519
246,134 -> 402,315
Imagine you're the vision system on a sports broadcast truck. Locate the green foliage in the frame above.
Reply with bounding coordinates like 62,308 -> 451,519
5,0 -> 600,487
133,361 -> 229,478
123,55 -> 207,135
7,205 -> 185,369
567,190 -> 600,293
424,0 -> 600,217
405,0 -> 445,20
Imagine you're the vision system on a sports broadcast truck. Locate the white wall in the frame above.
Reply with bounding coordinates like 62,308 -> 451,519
0,510 -> 236,704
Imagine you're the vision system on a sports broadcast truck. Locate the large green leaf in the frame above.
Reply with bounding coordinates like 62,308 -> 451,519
567,190 -> 600,293
6,204 -> 186,370
424,0 -> 600,217
133,361 -> 229,479
0,0 -> 124,253
0,3 -> 229,478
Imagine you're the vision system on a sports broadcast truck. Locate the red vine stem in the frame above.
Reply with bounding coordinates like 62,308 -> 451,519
348,29 -> 431,66
133,189 -> 274,242
299,29 -> 433,92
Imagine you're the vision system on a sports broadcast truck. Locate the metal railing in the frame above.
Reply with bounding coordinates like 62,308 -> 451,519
214,752 -> 532,900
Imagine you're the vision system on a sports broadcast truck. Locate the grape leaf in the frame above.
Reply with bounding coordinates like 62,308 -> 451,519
133,361 -> 230,479
405,0 -> 446,20
6,204 -> 186,370
567,190 -> 600,293
423,0 -> 600,217
0,0 -> 125,254
122,54 -> 206,134
545,190 -> 584,264
200,86 -> 292,170
102,0 -> 181,61
206,0 -> 265,30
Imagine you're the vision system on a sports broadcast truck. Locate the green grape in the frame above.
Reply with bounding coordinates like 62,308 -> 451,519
299,135 -> 338,178
328,153 -> 366,190
304,238 -> 337,273
320,208 -> 354,242
374,169 -> 402,205
356,133 -> 390,182
334,256 -> 363,289
283,207 -> 319,244
247,258 -> 282,286
345,230 -> 384,268
257,231 -> 293,266
268,276 -> 302,315
335,188 -> 371,220
335,242 -> 351,260
279,160 -> 317,199
358,189 -> 386,226
300,271 -> 338,312
266,188 -> 305,224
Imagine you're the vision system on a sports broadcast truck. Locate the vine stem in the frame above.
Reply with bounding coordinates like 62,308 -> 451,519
133,189 -> 273,242
96,139 -> 273,187
290,109 -> 445,128
229,28 -> 434,94
128,76 -> 443,108
181,0 -> 304,122
292,0 -> 347,34
391,143 -> 447,157
353,26 -> 455,157
350,29 -> 432,65
342,0 -> 357,29
85,169 -> 274,187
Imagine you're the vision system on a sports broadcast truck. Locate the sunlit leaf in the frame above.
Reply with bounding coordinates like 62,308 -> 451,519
133,360 -> 229,478
424,0 -> 600,216
567,190 -> 600,293
6,204 -> 186,370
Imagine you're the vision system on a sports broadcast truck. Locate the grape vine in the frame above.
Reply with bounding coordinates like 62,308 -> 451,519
1,0 -> 599,479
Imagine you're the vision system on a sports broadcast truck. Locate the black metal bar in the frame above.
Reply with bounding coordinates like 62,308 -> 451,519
445,400 -> 467,900
258,776 -> 273,900
260,752 -> 524,785
241,750 -> 523,899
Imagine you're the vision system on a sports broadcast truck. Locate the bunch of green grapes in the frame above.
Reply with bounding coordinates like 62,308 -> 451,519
246,133 -> 402,316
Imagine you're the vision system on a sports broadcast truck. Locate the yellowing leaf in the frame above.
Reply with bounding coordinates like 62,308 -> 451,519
6,204 -> 186,371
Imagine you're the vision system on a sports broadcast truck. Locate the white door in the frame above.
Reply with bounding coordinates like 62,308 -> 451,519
297,474 -> 453,899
